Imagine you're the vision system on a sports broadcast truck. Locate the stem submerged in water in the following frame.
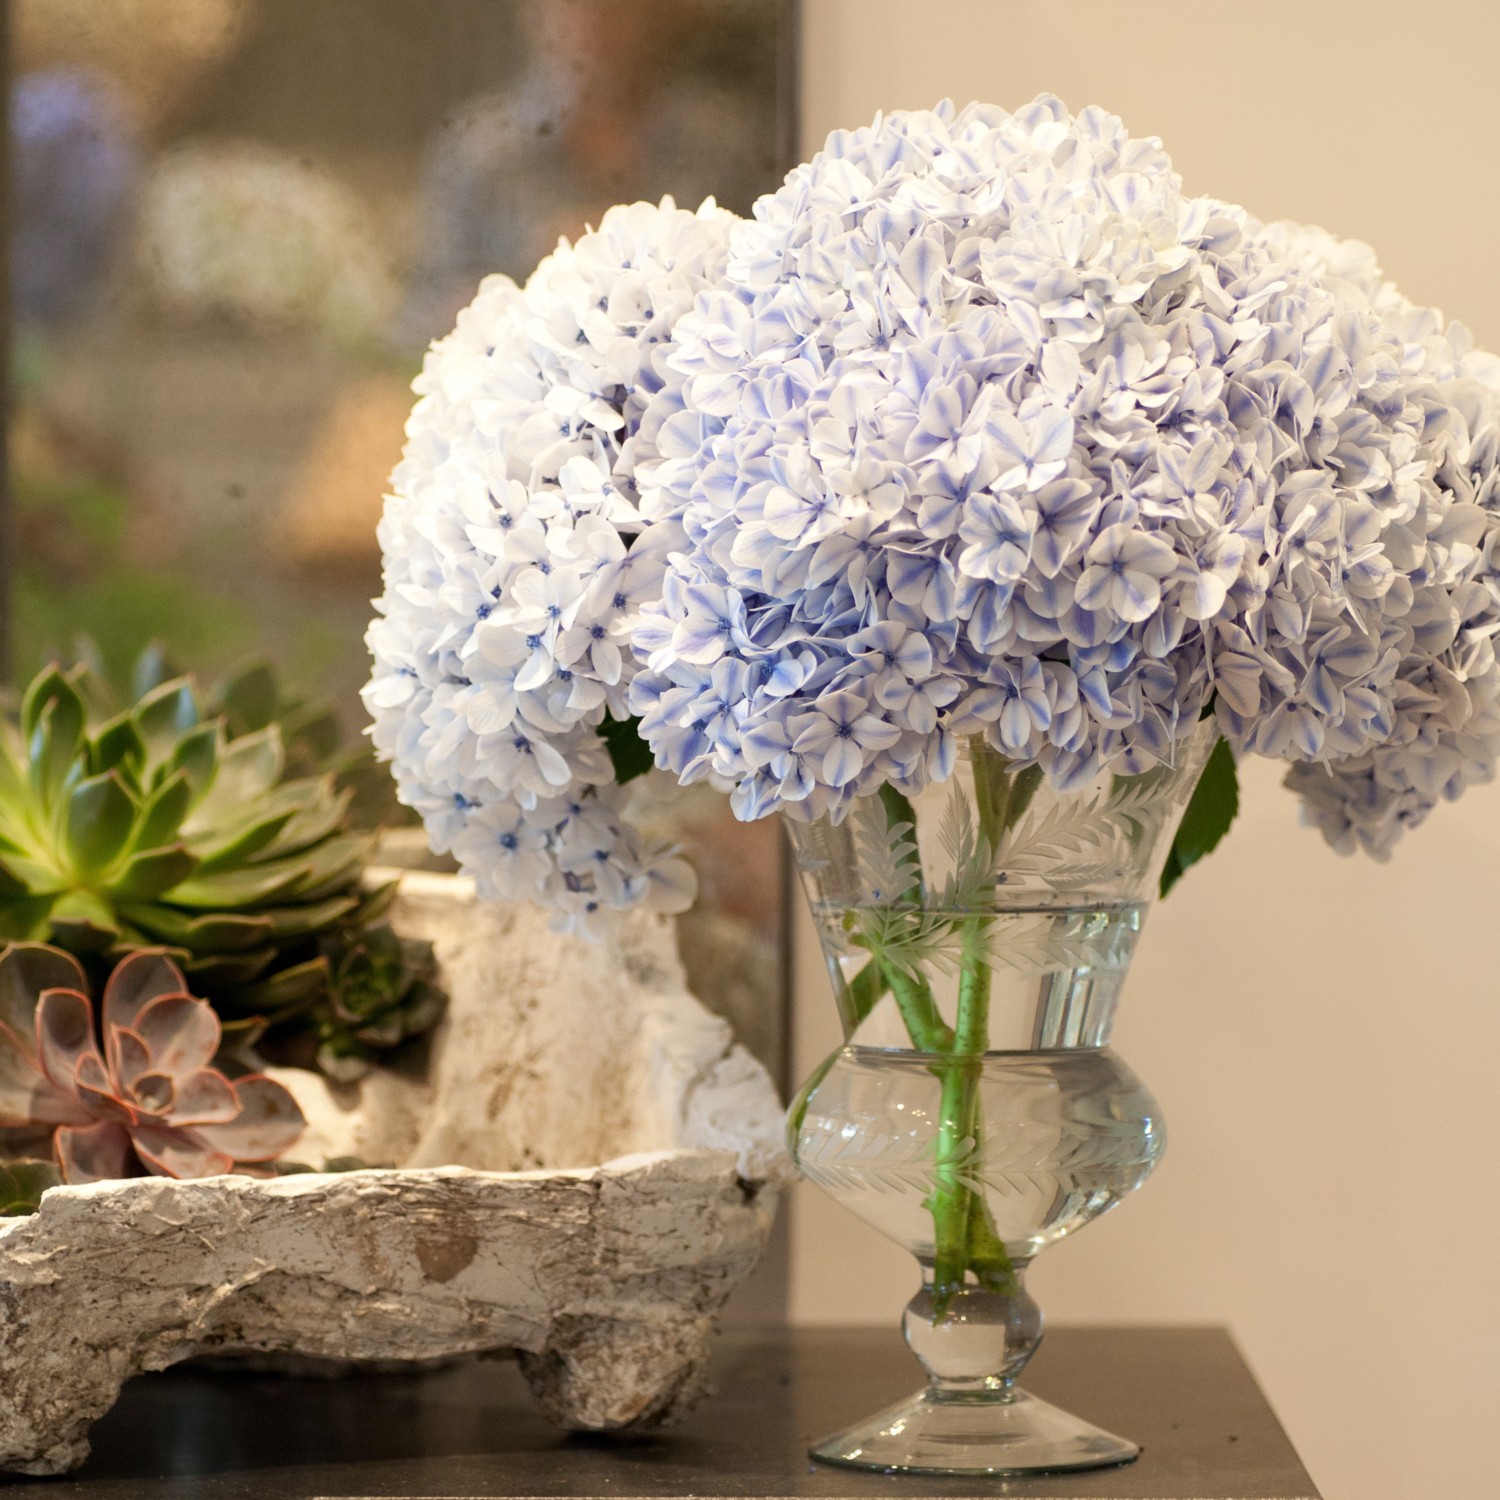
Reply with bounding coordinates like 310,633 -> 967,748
925,742 -> 1027,1316
928,896 -> 1003,1313
838,755 -> 1030,1318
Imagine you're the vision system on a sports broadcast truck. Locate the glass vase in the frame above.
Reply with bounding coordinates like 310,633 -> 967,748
786,724 -> 1217,1476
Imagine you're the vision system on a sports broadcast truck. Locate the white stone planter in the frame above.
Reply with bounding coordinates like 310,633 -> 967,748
0,873 -> 787,1476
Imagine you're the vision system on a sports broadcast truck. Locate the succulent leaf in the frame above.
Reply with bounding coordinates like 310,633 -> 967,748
349,880 -> 398,927
178,949 -> 277,991
0,748 -> 28,820
55,1121 -> 134,1181
37,989 -> 106,1092
167,723 -> 221,802
0,1158 -> 63,1215
21,668 -> 84,746
130,1124 -> 233,1178
217,663 -> 278,734
134,995 -> 220,1076
129,642 -> 175,703
164,862 -> 314,910
284,834 -> 378,900
0,944 -> 87,1040
283,706 -> 341,763
112,846 -> 201,901
134,771 -> 194,852
117,904 -> 275,953
0,857 -> 67,898
88,713 -> 147,778
259,795 -> 355,862
190,1074 -> 305,1160
232,956 -> 330,1016
190,808 -> 298,873
47,891 -> 122,951
101,950 -> 192,1052
231,727 -> 286,794
66,659 -> 118,723
29,696 -> 87,812
1,1018 -> 86,1128
260,894 -> 362,940
132,679 -> 201,765
63,773 -> 139,876
0,900 -> 54,944
166,1069 -> 239,1125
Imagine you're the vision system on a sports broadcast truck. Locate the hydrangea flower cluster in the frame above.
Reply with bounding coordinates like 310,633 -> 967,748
364,198 -> 735,928
1256,223 -> 1500,854
369,97 -> 1500,922
627,97 -> 1500,846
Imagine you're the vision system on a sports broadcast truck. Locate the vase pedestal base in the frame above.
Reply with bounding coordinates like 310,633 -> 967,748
809,1384 -> 1139,1477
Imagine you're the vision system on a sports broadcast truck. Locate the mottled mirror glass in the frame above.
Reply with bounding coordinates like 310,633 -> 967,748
3,0 -> 798,1094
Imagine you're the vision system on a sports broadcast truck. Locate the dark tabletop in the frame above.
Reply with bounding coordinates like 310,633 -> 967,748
0,1326 -> 1320,1500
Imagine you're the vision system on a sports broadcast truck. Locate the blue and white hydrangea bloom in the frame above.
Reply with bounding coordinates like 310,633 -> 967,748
1254,223 -> 1500,854
627,97 -> 1500,852
364,198 -> 735,928
368,98 -> 1500,925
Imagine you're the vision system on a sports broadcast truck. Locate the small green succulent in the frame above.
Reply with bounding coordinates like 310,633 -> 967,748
309,924 -> 446,1084
0,1159 -> 62,1216
0,659 -> 384,1015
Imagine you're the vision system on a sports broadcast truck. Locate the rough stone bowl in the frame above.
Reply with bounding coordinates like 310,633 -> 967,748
0,873 -> 786,1476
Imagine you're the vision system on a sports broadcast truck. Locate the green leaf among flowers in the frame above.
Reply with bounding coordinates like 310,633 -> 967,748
599,714 -> 655,786
1159,736 -> 1239,898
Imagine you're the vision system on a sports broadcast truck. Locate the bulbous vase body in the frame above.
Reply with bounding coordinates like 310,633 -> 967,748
786,725 -> 1214,1476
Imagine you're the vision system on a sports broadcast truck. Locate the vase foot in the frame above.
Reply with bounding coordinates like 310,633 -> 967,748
809,1384 -> 1139,1477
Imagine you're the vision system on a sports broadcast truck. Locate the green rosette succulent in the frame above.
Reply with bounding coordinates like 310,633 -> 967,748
310,924 -> 445,1084
0,661 -> 386,1019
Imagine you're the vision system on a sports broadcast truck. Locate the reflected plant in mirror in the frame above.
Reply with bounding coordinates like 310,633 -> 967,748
5,0 -> 799,1114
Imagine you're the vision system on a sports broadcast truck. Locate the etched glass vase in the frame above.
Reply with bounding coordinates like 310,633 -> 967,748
786,723 -> 1217,1476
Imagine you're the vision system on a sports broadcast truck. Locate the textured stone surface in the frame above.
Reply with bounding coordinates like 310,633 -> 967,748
0,875 -> 786,1476
271,870 -> 786,1182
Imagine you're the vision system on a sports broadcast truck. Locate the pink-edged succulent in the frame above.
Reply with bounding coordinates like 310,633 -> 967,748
0,944 -> 304,1183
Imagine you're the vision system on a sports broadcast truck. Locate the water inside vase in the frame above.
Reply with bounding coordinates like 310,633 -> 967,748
807,900 -> 1147,1049
793,1041 -> 1164,1264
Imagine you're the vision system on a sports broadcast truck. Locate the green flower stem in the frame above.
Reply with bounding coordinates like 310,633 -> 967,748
877,782 -> 921,874
928,742 -> 1026,1314
929,909 -> 996,1312
966,1191 -> 1020,1293
888,964 -> 954,1054
846,958 -> 888,1026
858,765 -> 1022,1313
872,781 -> 954,1053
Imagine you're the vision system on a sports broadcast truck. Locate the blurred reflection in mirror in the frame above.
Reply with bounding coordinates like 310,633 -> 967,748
5,0 -> 798,1088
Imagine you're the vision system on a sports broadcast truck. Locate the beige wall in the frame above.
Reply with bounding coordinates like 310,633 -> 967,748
789,8 -> 1500,1500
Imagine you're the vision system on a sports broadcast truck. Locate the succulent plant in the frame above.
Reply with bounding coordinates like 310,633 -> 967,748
0,659 -> 386,1015
0,1159 -> 61,1215
0,943 -> 304,1182
310,924 -> 445,1084
127,643 -> 401,830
